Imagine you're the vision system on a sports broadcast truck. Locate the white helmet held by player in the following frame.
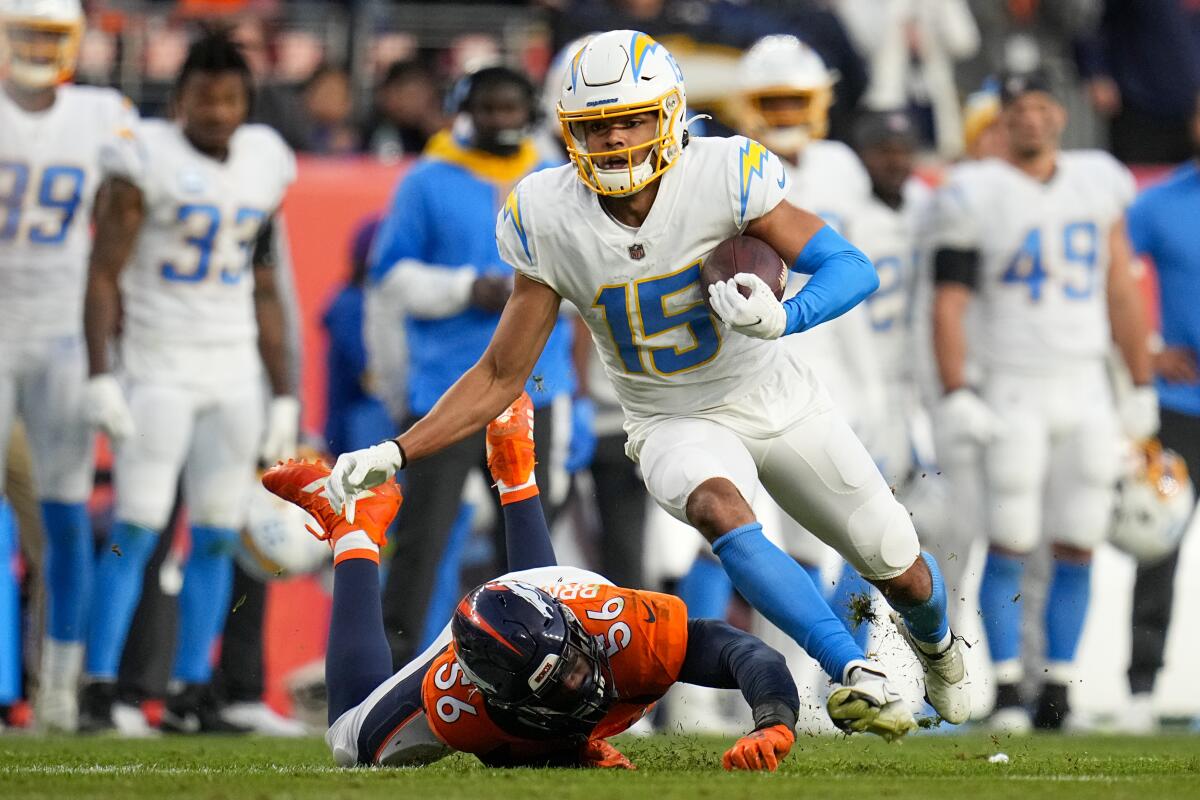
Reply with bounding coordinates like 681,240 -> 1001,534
1110,439 -> 1195,563
557,29 -> 687,197
239,481 -> 332,581
0,0 -> 84,89
735,34 -> 835,158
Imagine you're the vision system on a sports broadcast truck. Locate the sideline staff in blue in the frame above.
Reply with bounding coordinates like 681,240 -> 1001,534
1124,91 -> 1200,728
367,66 -> 574,665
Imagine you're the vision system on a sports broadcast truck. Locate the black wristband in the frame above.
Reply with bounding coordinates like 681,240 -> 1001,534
752,699 -> 798,733
386,439 -> 406,470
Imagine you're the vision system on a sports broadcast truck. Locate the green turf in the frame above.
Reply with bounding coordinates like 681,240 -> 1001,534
1,733 -> 1197,799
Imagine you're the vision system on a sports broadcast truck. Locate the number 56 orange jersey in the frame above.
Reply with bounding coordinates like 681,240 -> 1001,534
421,582 -> 688,760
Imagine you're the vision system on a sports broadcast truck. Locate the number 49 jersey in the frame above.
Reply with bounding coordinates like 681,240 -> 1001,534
421,581 -> 688,762
0,85 -> 138,341
105,119 -> 295,349
928,152 -> 1135,372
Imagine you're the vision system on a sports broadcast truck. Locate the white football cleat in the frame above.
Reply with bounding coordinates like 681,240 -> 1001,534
219,702 -> 308,737
112,702 -> 159,738
827,660 -> 917,741
890,613 -> 971,724
1112,693 -> 1157,735
35,686 -> 78,733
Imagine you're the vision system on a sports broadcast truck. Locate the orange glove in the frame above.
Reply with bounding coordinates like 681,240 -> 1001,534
722,724 -> 795,772
579,738 -> 636,770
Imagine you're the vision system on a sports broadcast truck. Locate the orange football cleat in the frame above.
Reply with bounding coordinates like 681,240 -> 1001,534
486,392 -> 538,504
262,459 -> 402,564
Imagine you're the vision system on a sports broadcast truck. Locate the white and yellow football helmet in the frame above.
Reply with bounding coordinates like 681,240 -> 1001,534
238,480 -> 331,581
1110,439 -> 1195,563
734,35 -> 835,158
0,0 -> 83,89
557,30 -> 687,197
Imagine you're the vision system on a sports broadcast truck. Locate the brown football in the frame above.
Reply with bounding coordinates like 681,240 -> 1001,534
700,235 -> 787,304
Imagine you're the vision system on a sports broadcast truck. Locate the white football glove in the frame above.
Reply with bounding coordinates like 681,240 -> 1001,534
938,388 -> 1004,445
706,273 -> 787,340
1119,385 -> 1160,441
326,441 -> 404,523
84,374 -> 135,442
259,395 -> 301,464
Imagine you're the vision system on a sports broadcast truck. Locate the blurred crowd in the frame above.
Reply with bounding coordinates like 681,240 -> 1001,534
2,0 -> 1199,740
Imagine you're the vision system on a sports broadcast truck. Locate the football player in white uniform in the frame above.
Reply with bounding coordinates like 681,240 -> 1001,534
79,30 -> 298,732
929,72 -> 1156,731
328,31 -> 972,737
0,0 -> 139,731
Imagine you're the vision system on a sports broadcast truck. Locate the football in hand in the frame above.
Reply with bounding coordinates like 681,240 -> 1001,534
700,235 -> 787,305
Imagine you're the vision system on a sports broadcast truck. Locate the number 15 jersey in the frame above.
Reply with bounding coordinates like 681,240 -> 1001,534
496,136 -> 795,452
104,119 -> 295,351
928,152 -> 1135,373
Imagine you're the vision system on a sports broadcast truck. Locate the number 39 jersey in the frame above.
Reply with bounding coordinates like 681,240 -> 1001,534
0,85 -> 138,341
421,580 -> 688,761
928,152 -> 1135,372
496,136 -> 791,450
105,119 -> 295,349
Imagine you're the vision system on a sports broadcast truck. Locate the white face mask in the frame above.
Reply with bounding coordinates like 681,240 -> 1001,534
592,151 -> 656,197
760,126 -> 810,160
8,57 -> 61,89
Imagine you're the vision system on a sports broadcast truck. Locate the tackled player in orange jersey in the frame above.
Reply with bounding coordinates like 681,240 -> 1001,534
263,393 -> 799,771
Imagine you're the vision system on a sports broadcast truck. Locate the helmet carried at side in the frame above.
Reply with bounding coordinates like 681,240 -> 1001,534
1110,439 -> 1195,563
0,0 -> 84,89
557,29 -> 687,197
451,580 -> 614,733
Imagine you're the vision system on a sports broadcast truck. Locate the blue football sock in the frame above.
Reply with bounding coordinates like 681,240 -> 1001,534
978,550 -> 1024,664
502,495 -> 557,572
713,523 -> 864,681
40,501 -> 93,643
677,556 -> 733,621
327,558 -> 393,723
1045,558 -> 1092,665
85,521 -> 157,678
888,552 -> 950,647
0,499 -> 20,703
831,561 -> 872,651
171,526 -> 238,684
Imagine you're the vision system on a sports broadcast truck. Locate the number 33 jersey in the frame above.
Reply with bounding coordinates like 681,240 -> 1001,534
0,85 -> 138,342
496,136 -> 792,450
105,119 -> 295,350
928,151 -> 1135,372
422,580 -> 688,762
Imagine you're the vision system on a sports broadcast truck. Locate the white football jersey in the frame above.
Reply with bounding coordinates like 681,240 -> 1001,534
105,120 -> 295,349
782,139 -> 870,233
853,178 -> 932,385
0,85 -> 138,341
928,152 -> 1134,372
497,135 -> 799,448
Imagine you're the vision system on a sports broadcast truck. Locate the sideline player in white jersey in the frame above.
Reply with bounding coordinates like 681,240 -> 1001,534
929,71 -> 1156,732
79,30 -> 298,732
0,0 -> 139,731
328,30 -> 971,737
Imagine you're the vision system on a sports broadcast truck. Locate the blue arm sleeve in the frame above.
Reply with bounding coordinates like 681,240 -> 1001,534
502,495 -> 557,572
676,619 -> 799,732
782,224 -> 880,336
368,172 -> 430,285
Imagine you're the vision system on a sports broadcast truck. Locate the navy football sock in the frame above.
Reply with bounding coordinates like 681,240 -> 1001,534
713,522 -> 863,681
40,501 -> 93,643
172,526 -> 238,684
502,494 -> 557,571
327,558 -> 393,722
85,522 -> 157,679
677,556 -> 733,620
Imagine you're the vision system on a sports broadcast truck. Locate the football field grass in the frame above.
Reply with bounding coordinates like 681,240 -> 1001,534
1,732 -> 1197,799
